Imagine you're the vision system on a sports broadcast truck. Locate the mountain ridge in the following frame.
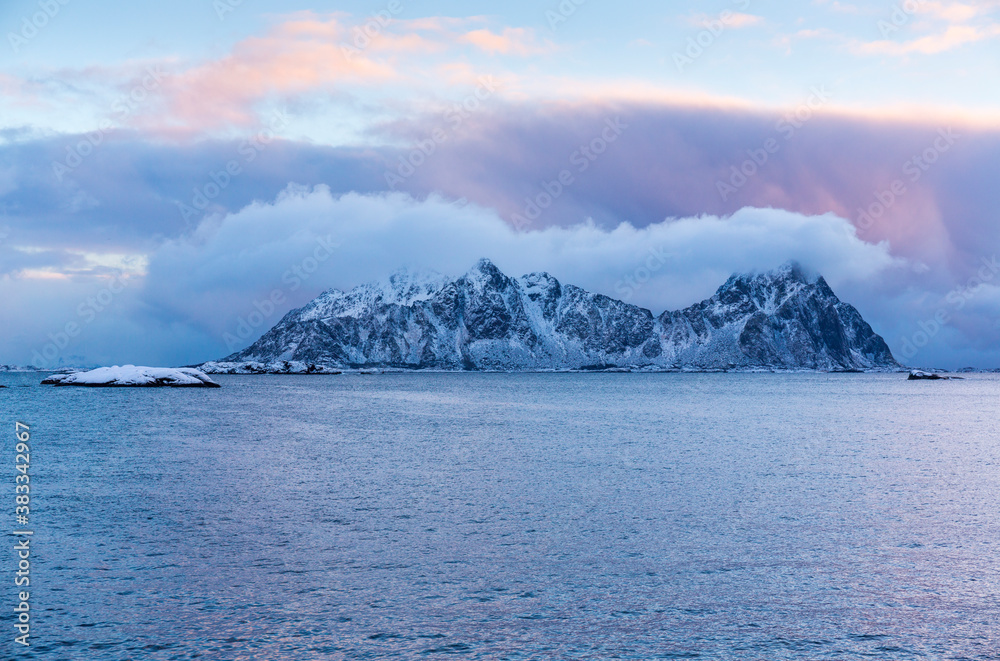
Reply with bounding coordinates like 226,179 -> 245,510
202,259 -> 901,373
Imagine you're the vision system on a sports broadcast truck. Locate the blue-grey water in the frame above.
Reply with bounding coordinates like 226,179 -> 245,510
2,372 -> 999,660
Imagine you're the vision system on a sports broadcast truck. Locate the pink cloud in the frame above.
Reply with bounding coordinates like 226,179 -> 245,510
0,73 -> 51,110
139,19 -> 404,133
458,27 -> 552,56
852,24 -> 1000,55
688,11 -> 765,29
397,16 -> 488,32
916,1 -> 987,23
124,15 -> 552,134
726,12 -> 766,28
813,1 -> 871,16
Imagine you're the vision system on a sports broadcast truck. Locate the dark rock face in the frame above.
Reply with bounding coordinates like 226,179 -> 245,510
204,259 -> 900,372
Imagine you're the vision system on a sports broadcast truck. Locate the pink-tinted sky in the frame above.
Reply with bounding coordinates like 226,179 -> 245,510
1,1 -> 999,368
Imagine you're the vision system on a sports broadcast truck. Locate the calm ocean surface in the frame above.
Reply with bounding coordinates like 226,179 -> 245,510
2,372 -> 999,660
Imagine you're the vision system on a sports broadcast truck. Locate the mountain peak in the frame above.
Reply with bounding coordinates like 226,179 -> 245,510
467,257 -> 503,275
726,261 -> 816,287
462,258 -> 509,290
383,267 -> 449,305
772,260 -> 819,283
713,261 -> 826,310
210,259 -> 899,372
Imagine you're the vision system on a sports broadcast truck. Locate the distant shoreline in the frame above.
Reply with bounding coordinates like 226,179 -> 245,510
9,366 -> 1000,376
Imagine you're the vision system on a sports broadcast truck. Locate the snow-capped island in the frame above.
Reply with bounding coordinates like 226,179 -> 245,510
41,366 -> 221,388
908,370 -> 962,381
205,259 -> 902,373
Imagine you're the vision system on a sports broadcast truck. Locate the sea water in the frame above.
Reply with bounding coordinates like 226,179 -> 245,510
2,372 -> 998,659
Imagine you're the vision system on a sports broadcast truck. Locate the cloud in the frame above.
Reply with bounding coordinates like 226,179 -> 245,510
458,28 -> 552,56
136,186 -> 901,362
793,28 -> 840,40
146,17 -> 401,133
915,1 -> 991,23
726,12 -> 766,28
0,73 -> 17,95
844,0 -> 1000,56
852,24 -> 1000,55
3,99 -> 1000,368
372,103 -> 998,272
2,99 -> 998,279
8,13 -> 543,135
808,0 -> 1000,58
116,16 -> 551,134
689,12 -> 764,29
0,133 -> 390,261
812,1 -> 872,16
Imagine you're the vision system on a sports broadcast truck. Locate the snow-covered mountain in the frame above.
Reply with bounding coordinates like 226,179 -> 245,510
202,259 -> 900,373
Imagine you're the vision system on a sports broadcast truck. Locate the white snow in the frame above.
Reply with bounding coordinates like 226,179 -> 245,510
299,268 -> 450,322
907,369 -> 959,380
383,268 -> 450,306
200,361 -> 342,375
42,365 -> 221,387
217,260 -> 900,373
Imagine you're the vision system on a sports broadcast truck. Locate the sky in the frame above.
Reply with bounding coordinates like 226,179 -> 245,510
1,0 -> 999,369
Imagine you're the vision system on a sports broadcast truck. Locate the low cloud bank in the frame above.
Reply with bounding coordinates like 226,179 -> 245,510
141,186 -> 901,361
8,186 -> 1000,369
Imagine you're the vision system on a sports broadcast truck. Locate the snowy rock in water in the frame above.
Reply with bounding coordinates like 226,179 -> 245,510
908,370 -> 961,381
199,360 -> 342,375
211,259 -> 901,373
42,366 -> 221,388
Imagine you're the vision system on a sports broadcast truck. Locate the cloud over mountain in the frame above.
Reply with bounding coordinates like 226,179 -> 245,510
137,186 -> 899,361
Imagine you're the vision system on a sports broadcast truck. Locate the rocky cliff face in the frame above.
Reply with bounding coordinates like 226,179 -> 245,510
202,260 -> 900,372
